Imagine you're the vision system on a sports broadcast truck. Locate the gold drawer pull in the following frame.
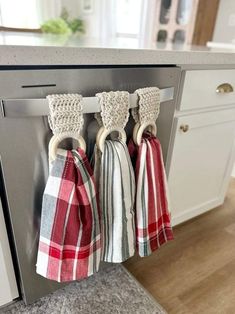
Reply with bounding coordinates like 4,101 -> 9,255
216,83 -> 234,94
180,124 -> 189,133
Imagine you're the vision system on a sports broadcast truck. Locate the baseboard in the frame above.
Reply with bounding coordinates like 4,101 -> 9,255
171,197 -> 224,226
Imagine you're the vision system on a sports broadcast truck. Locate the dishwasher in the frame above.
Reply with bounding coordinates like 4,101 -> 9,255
0,66 -> 180,304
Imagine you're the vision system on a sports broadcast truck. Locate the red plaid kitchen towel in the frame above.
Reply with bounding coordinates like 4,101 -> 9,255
128,133 -> 173,257
36,148 -> 101,282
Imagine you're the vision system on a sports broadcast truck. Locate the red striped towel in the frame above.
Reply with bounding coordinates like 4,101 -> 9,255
128,133 -> 173,257
36,148 -> 101,282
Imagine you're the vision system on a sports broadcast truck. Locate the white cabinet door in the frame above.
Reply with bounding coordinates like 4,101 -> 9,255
168,108 -> 235,226
0,199 -> 18,307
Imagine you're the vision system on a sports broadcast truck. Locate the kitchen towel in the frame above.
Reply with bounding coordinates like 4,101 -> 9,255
128,133 -> 173,257
36,148 -> 101,282
94,91 -> 136,263
98,139 -> 136,263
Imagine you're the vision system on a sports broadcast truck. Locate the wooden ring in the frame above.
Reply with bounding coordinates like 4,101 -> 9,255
97,127 -> 127,152
136,122 -> 157,145
133,122 -> 140,145
96,126 -> 105,148
49,133 -> 86,162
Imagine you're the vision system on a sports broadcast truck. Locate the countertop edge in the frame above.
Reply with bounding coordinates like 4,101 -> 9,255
1,45 -> 235,66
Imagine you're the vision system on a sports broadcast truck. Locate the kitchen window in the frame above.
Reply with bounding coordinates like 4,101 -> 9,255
0,0 -> 145,38
115,0 -> 143,38
0,0 -> 40,29
0,0 -> 61,31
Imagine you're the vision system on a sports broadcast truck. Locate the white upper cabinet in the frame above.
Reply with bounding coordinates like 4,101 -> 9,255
0,199 -> 18,307
168,108 -> 235,226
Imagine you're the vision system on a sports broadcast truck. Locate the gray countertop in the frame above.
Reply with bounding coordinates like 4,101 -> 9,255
1,32 -> 235,67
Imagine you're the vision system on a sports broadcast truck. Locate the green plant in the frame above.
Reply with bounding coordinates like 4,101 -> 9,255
41,8 -> 85,35
41,18 -> 71,35
68,18 -> 85,34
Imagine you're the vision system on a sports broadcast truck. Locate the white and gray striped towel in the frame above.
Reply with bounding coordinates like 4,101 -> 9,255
95,139 -> 136,263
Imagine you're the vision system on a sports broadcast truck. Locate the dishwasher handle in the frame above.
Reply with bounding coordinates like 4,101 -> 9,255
0,87 -> 174,118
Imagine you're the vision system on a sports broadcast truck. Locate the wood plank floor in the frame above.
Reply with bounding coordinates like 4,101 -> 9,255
124,179 -> 235,314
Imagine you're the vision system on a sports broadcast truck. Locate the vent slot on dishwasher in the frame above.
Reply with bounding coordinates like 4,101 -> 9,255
21,84 -> 57,89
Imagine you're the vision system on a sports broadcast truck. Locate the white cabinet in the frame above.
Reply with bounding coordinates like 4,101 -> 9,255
0,199 -> 18,307
168,108 -> 235,226
168,68 -> 235,225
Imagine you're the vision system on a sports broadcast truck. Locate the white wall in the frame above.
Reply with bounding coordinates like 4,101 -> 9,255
232,164 -> 235,177
60,0 -> 104,38
213,0 -> 235,43
38,0 -> 62,24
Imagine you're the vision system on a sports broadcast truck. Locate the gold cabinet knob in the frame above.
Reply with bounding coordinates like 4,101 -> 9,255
180,124 -> 189,132
216,83 -> 234,94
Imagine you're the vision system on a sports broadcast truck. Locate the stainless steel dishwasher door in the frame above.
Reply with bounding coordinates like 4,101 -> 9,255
0,66 -> 180,304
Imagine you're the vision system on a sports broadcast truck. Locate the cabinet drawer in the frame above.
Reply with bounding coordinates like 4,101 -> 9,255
180,69 -> 235,111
